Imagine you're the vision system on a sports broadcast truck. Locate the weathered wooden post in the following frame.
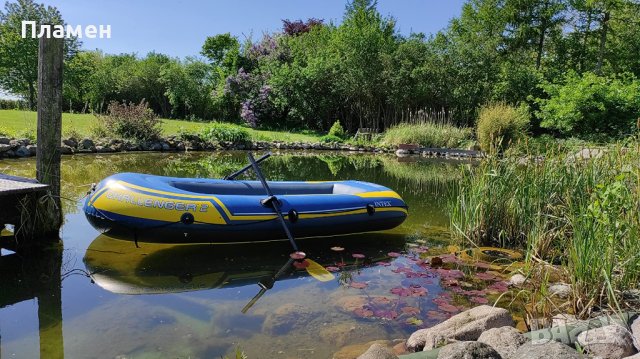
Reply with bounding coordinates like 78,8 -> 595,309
33,33 -> 63,239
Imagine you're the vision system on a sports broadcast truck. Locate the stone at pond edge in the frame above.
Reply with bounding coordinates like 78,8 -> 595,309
512,339 -> 581,359
15,145 -> 30,157
356,343 -> 399,359
478,326 -> 527,359
508,274 -> 526,287
406,305 -> 514,351
333,340 -> 394,359
548,283 -> 571,299
437,341 -> 501,359
261,303 -> 319,335
576,324 -> 636,359
631,315 -> 640,351
551,313 -> 580,328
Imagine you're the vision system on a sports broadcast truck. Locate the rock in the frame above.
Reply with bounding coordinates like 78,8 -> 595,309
576,324 -> 636,359
14,145 -> 30,157
78,138 -> 95,152
508,274 -> 526,287
548,283 -> 571,299
60,145 -> 74,154
631,316 -> 640,351
551,314 -> 579,328
333,340 -> 393,359
0,137 -> 10,144
623,354 -> 640,359
27,145 -> 37,156
407,305 -> 514,351
161,142 -> 170,151
356,343 -> 398,359
0,143 -> 11,152
62,138 -> 77,148
437,341 -> 501,359
18,138 -> 30,146
320,322 -> 387,348
96,146 -> 115,153
573,148 -> 604,160
512,339 -> 581,359
478,326 -> 527,359
262,303 -> 318,335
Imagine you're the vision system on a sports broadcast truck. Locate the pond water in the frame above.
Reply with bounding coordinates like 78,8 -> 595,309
0,151 -> 521,359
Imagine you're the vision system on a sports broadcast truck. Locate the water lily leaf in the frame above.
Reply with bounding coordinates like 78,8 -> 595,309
470,296 -> 489,304
352,253 -> 365,259
293,260 -> 310,269
427,310 -> 448,321
401,306 -> 420,315
325,266 -> 340,272
406,317 -> 424,326
438,303 -> 459,313
475,272 -> 496,281
377,261 -> 391,266
350,282 -> 368,289
330,246 -> 345,252
353,308 -> 374,318
387,252 -> 401,258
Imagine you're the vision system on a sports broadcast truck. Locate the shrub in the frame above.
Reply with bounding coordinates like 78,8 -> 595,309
476,103 -> 529,152
381,122 -> 473,148
319,134 -> 343,143
536,72 -> 640,139
98,100 -> 162,141
328,120 -> 346,139
15,129 -> 36,143
200,122 -> 250,144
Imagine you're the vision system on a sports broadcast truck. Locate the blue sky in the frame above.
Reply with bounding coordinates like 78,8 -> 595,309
37,0 -> 466,58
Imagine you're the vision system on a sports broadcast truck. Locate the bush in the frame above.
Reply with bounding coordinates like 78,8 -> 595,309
0,99 -> 24,110
200,122 -> 250,144
536,72 -> 640,139
319,134 -> 343,143
476,103 -> 529,152
98,100 -> 162,141
328,120 -> 346,138
381,122 -> 473,148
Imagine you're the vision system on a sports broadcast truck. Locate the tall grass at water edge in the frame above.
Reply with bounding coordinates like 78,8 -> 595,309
450,145 -> 640,316
381,122 -> 473,149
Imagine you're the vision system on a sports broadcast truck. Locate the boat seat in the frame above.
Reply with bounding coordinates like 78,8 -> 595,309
169,181 -> 336,196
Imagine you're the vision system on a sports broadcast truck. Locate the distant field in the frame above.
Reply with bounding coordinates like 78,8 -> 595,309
0,110 -> 322,142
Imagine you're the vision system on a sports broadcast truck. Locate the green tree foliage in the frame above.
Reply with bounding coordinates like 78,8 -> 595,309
536,71 -> 640,138
0,0 -> 78,109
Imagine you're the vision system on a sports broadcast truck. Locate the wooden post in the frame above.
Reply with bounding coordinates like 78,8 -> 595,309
35,34 -> 63,238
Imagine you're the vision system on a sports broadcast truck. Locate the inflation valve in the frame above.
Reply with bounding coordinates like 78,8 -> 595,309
366,204 -> 376,216
181,213 -> 195,225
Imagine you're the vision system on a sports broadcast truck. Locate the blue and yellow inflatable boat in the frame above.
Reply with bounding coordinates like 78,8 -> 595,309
84,172 -> 408,243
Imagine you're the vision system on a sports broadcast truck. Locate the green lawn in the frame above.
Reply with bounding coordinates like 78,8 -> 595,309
0,110 -> 323,143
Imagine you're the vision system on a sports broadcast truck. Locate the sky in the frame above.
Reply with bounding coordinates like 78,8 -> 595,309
36,0 -> 466,58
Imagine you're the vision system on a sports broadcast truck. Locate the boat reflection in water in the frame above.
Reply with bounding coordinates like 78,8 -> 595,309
83,232 -> 406,311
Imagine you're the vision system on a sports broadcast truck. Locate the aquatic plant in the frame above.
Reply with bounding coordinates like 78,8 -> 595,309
381,122 -> 473,149
450,144 -> 640,316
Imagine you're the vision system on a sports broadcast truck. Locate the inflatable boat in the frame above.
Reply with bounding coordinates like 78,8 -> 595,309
84,172 -> 408,243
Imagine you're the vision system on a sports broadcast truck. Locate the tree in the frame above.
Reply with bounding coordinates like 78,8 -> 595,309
0,0 -> 78,109
201,33 -> 240,71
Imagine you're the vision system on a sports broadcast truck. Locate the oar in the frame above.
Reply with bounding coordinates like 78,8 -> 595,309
305,258 -> 335,282
224,152 -> 271,180
242,257 -> 294,313
247,152 -> 299,252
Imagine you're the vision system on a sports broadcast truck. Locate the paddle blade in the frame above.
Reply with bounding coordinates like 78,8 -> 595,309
305,259 -> 335,282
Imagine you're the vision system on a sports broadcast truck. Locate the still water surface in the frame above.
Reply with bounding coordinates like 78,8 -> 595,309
0,151 -> 516,358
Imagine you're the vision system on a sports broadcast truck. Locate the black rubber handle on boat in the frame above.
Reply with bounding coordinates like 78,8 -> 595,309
224,152 -> 271,180
247,152 -> 299,251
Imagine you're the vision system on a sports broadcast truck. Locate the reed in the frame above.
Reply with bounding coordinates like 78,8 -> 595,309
450,144 -> 640,315
381,122 -> 473,149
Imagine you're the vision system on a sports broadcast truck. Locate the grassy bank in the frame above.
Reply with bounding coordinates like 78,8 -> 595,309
381,122 -> 474,149
449,145 -> 640,316
0,110 -> 323,143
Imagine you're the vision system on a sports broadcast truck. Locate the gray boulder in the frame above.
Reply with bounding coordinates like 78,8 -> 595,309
0,137 -> 10,144
631,315 -> 640,351
548,283 -> 571,299
478,326 -> 527,359
14,145 -> 30,157
62,138 -> 77,148
407,305 -> 514,351
576,324 -> 636,359
0,143 -> 11,152
27,145 -> 37,156
357,343 -> 398,359
437,341 -> 501,359
508,274 -> 526,287
512,339 -> 581,359
78,138 -> 95,152
60,145 -> 73,154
